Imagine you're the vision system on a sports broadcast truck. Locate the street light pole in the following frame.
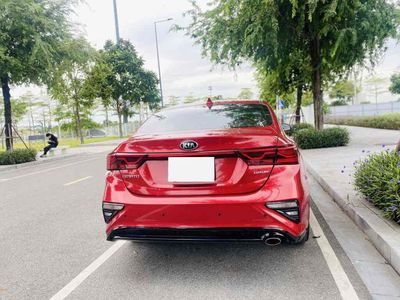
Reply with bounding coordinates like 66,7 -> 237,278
113,0 -> 120,42
154,18 -> 172,107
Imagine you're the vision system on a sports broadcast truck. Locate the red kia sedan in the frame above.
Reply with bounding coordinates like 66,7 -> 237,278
103,100 -> 310,245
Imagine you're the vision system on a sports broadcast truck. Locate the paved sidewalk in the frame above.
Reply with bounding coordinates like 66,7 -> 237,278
302,125 -> 400,275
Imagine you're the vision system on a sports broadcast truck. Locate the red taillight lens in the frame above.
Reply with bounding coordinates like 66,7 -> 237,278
276,145 -> 298,165
239,145 -> 298,165
106,153 -> 146,170
239,148 -> 276,165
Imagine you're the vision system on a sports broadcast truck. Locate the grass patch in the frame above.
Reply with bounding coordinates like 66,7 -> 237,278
326,113 -> 400,130
354,150 -> 400,224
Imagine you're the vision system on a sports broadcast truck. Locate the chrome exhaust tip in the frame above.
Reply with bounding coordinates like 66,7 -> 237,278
262,235 -> 282,246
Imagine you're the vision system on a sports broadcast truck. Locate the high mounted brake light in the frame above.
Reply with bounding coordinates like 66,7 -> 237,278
106,153 -> 146,170
206,97 -> 213,109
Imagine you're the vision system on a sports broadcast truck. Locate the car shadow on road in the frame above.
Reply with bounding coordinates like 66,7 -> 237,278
110,240 -> 338,299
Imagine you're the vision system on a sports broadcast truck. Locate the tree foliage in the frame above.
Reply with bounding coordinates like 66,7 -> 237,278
0,0 -> 76,150
329,80 -> 360,104
237,88 -> 253,99
180,0 -> 398,130
49,37 -> 97,144
87,40 -> 161,137
0,97 -> 28,125
389,73 -> 400,95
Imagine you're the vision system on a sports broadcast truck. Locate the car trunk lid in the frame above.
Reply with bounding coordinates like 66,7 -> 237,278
109,128 -> 297,197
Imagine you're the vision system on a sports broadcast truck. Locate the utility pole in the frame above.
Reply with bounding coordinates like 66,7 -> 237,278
113,0 -> 120,42
154,18 -> 173,107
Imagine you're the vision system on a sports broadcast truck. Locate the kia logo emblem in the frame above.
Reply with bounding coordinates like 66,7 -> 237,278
180,140 -> 198,150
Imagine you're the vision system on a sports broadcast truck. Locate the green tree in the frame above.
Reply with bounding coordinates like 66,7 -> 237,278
11,99 -> 28,125
88,40 -> 160,137
180,0 -> 398,130
329,80 -> 360,105
0,0 -> 75,150
168,95 -> 181,107
84,62 -> 113,127
257,71 -> 295,109
183,94 -> 196,104
389,73 -> 400,96
49,38 -> 97,144
0,98 -> 28,126
365,76 -> 386,104
256,46 -> 312,123
237,88 -> 253,99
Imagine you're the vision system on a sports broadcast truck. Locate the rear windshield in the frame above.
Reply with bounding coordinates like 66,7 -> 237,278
136,104 -> 273,134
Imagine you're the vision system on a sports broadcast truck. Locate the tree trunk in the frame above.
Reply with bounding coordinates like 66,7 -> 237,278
105,106 -> 109,127
48,105 -> 52,130
117,112 -> 123,137
1,74 -> 13,151
75,103 -> 84,144
123,110 -> 128,124
122,99 -> 129,123
295,86 -> 303,124
29,99 -> 35,134
310,37 -> 324,130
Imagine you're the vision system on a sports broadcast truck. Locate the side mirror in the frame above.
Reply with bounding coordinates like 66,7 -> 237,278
281,123 -> 292,134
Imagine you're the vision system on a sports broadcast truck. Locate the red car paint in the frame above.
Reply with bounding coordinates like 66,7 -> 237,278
103,100 -> 310,244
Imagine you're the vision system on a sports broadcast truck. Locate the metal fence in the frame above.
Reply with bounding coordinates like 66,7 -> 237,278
327,101 -> 400,118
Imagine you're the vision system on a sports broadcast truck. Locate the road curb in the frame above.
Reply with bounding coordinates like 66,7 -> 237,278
305,161 -> 400,276
0,153 -> 80,172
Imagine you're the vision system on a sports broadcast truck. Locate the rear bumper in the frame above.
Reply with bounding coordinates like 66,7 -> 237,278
107,227 -> 308,243
103,164 -> 310,240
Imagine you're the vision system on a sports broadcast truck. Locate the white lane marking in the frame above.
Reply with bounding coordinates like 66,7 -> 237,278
49,241 -> 126,300
63,176 -> 92,186
0,157 -> 101,182
310,210 -> 359,300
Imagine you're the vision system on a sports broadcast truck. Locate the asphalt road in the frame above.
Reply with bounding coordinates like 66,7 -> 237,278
0,150 -> 372,300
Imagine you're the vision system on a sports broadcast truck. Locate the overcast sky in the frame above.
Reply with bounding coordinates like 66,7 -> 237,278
71,0 -> 258,104
13,0 -> 400,104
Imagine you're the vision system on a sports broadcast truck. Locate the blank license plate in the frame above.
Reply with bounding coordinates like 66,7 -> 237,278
168,157 -> 215,183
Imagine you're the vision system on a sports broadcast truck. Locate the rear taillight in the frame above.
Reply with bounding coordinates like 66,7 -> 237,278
239,148 -> 276,165
276,145 -> 298,165
239,145 -> 298,165
106,153 -> 146,170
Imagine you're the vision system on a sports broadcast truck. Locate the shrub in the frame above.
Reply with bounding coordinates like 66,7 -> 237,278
354,150 -> 400,224
293,127 -> 350,149
326,113 -> 400,130
286,123 -> 314,136
0,148 -> 37,165
330,99 -> 348,106
292,123 -> 314,132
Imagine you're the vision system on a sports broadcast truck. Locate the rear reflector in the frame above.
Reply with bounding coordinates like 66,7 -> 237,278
103,202 -> 124,223
107,153 -> 146,170
239,145 -> 298,165
266,200 -> 300,223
